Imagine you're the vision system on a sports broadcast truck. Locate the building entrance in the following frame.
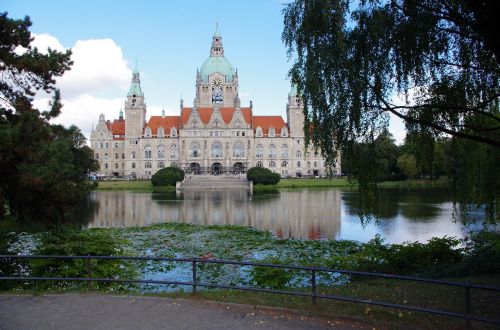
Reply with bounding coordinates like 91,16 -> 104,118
211,162 -> 222,175
189,162 -> 201,175
233,162 -> 245,174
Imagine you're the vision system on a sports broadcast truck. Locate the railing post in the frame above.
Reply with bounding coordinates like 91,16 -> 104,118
86,254 -> 93,290
311,266 -> 317,306
465,280 -> 471,329
192,258 -> 197,294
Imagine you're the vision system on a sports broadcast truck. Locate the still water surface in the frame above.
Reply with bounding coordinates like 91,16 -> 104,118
75,188 -> 482,244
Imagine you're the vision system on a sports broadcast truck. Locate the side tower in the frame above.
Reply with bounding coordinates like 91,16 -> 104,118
124,64 -> 146,176
286,85 -> 304,138
125,64 -> 146,138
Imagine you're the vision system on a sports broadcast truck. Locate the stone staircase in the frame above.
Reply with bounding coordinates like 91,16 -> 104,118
179,174 -> 251,190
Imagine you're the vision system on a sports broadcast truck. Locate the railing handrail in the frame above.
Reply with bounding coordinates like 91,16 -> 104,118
2,254 -> 498,291
1,254 -> 499,326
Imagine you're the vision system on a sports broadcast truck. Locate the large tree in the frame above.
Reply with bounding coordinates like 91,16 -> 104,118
283,0 -> 499,220
0,12 -> 98,224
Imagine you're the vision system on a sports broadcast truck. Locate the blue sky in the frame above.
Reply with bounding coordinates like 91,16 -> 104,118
3,0 -> 405,142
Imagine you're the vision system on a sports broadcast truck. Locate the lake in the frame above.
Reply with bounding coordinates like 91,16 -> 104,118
73,187 -> 485,244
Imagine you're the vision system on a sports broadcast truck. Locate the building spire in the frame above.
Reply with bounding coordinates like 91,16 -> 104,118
161,105 -> 165,118
119,107 -> 123,119
210,23 -> 224,57
214,21 -> 221,37
127,59 -> 143,97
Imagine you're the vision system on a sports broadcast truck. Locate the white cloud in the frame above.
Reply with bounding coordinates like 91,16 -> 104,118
56,38 -> 131,99
28,33 -> 134,143
35,94 -> 124,141
31,33 -> 65,53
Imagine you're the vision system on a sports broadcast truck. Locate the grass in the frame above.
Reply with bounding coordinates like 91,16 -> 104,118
95,177 -> 450,193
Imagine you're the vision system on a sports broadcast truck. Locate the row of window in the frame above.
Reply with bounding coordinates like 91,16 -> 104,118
255,127 -> 288,138
94,142 -> 125,149
103,162 -> 174,170
188,142 -> 244,158
255,160 -> 319,168
144,127 -> 177,138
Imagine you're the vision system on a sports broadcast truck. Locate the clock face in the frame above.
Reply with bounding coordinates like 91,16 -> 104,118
212,78 -> 223,88
211,78 -> 223,104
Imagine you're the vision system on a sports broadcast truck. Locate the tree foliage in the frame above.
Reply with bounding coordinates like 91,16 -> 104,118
247,167 -> 281,185
283,0 -> 499,221
151,167 -> 185,186
0,12 -> 98,224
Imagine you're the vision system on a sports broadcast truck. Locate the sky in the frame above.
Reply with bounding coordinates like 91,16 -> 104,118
3,0 -> 406,143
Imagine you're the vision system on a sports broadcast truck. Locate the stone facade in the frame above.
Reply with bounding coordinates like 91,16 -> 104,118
90,30 -> 340,179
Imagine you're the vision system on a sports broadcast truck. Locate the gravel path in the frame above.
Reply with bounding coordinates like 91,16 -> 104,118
0,293 -> 372,330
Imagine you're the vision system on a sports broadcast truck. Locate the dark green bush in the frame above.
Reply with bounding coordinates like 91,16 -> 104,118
31,227 -> 136,290
151,167 -> 185,186
247,167 -> 280,185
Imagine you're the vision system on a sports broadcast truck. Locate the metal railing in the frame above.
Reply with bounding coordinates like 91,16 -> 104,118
1,254 -> 499,327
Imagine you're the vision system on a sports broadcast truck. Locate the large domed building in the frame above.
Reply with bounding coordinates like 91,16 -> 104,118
90,28 -> 339,178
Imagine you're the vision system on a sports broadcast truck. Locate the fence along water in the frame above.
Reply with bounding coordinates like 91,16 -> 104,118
1,254 -> 499,327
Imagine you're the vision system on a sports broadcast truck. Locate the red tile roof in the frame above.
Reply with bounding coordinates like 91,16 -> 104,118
110,119 -> 125,136
252,116 -> 288,135
180,107 -> 252,126
147,116 -> 180,135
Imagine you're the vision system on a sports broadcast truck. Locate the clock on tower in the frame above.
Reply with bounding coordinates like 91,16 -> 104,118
211,78 -> 223,104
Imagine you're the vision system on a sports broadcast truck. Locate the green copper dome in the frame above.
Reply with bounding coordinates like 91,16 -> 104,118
199,56 -> 235,82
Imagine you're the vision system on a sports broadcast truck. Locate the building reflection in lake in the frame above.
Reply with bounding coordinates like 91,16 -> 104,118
85,189 -> 342,240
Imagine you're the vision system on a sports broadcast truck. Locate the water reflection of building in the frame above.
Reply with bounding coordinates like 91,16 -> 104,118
87,190 -> 342,239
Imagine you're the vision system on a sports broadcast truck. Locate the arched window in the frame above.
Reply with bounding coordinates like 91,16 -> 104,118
233,142 -> 244,157
256,161 -> 263,168
211,142 -> 223,157
144,145 -> 152,159
95,153 -> 99,159
281,127 -> 288,137
314,161 -> 318,168
115,143 -> 118,148
94,142 -> 99,149
268,144 -> 276,158
145,162 -> 152,169
115,153 -> 119,159
281,144 -> 288,158
115,163 -> 119,169
171,127 -> 177,137
145,127 -> 152,137
157,127 -> 164,138
281,161 -> 288,168
158,162 -> 165,169
122,153 -> 125,159
268,127 -> 275,137
297,161 -> 301,167
104,153 -> 108,159
104,163 -> 109,169
256,144 -> 264,158
255,127 -> 263,137
296,150 -> 302,158
190,142 -> 200,157
192,120 -> 198,128
105,143 -> 108,148
157,145 -> 165,158
170,144 -> 178,159
131,151 -> 136,159
132,163 -> 136,169
269,161 -> 276,168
